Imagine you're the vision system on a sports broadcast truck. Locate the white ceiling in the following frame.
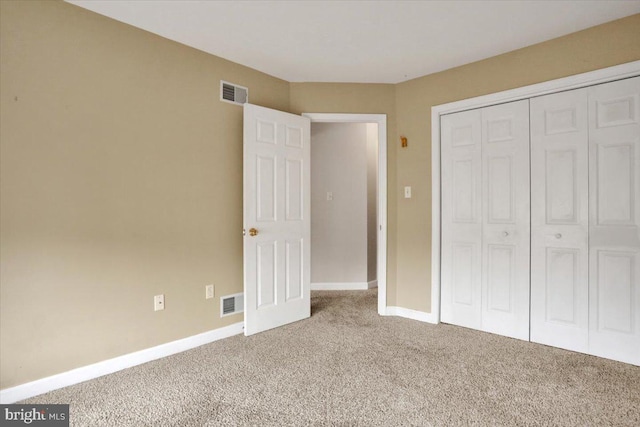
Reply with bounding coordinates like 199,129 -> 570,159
66,1 -> 640,84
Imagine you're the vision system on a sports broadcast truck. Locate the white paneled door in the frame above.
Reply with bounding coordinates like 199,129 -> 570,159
243,104 -> 311,336
588,76 -> 640,365
441,100 -> 530,340
441,109 -> 483,330
530,88 -> 590,353
481,100 -> 530,340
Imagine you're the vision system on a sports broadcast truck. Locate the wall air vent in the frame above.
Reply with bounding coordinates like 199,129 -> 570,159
220,293 -> 244,317
220,80 -> 248,105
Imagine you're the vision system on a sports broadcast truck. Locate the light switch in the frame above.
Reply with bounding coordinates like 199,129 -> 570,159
404,186 -> 412,198
327,191 -> 333,201
154,294 -> 165,311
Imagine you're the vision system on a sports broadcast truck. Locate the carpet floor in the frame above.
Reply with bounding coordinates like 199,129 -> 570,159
23,290 -> 640,426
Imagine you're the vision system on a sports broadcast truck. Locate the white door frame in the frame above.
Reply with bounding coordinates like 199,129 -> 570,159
431,60 -> 640,324
302,113 -> 388,315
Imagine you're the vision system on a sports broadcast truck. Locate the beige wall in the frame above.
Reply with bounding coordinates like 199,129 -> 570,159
1,0 -> 639,391
395,13 -> 640,312
0,0 -> 289,389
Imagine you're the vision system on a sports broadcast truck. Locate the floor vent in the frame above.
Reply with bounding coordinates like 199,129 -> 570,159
220,293 -> 244,317
220,80 -> 248,105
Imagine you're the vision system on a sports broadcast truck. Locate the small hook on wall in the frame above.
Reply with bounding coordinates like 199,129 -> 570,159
401,136 -> 408,148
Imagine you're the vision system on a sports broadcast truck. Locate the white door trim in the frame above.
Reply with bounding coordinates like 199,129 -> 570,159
431,60 -> 640,324
302,113 -> 388,315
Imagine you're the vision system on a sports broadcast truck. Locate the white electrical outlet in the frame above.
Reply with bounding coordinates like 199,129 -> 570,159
206,284 -> 214,299
154,294 -> 165,311
327,191 -> 333,201
404,186 -> 412,198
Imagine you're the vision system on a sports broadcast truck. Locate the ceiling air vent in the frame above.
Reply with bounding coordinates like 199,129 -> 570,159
220,293 -> 244,317
220,80 -> 248,105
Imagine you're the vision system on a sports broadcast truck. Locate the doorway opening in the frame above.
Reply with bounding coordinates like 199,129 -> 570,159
303,114 -> 387,315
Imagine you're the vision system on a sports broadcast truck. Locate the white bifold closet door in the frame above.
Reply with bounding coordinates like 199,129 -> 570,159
588,77 -> 640,365
441,100 -> 530,341
530,88 -> 590,353
441,109 -> 482,330
530,76 -> 640,365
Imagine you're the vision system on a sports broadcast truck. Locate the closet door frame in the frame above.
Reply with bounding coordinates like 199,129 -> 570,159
431,60 -> 640,325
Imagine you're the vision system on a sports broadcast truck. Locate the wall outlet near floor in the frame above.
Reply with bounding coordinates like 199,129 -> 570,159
206,284 -> 215,299
154,294 -> 165,311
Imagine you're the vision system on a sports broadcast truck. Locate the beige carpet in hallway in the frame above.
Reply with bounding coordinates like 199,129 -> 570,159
23,290 -> 640,426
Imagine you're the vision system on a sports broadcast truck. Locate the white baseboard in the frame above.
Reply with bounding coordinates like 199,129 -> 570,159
383,306 -> 438,324
311,281 -> 377,290
0,322 -> 244,404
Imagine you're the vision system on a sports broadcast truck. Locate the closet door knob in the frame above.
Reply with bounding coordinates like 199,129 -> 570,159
502,231 -> 509,237
555,233 -> 562,239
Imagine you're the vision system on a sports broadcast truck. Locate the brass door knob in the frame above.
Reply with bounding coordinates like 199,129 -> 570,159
249,228 -> 258,237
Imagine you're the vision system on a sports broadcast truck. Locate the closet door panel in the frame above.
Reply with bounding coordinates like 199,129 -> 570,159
589,76 -> 640,366
530,89 -> 589,352
481,100 -> 530,341
441,110 -> 483,330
